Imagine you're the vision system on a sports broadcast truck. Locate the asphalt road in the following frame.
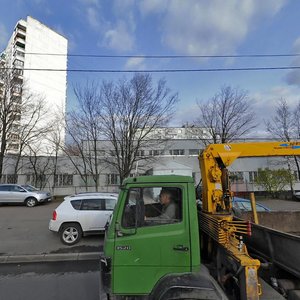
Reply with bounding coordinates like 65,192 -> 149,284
0,260 -> 105,300
1,198 -> 300,257
0,202 -> 104,256
258,198 -> 300,211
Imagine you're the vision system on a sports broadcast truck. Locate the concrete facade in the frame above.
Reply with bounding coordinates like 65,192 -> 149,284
1,138 -> 300,197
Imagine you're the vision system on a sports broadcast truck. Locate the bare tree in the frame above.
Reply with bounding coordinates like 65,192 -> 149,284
266,98 -> 300,193
46,109 -> 66,192
266,98 -> 294,140
64,81 -> 103,191
26,144 -> 52,189
99,73 -> 178,183
12,96 -> 50,177
195,86 -> 256,145
294,101 -> 300,140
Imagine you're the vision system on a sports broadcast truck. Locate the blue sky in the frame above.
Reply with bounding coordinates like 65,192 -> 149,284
1,0 -> 300,134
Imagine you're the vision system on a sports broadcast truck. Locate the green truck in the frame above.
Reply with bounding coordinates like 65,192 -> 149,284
100,175 -> 228,299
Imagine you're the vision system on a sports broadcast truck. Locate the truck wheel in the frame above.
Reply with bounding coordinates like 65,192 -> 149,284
25,197 -> 37,207
60,223 -> 82,245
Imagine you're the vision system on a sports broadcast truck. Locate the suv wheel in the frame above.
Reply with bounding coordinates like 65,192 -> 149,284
60,223 -> 82,245
25,197 -> 37,207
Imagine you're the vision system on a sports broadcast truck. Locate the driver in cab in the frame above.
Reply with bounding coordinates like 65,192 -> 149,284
146,189 -> 177,222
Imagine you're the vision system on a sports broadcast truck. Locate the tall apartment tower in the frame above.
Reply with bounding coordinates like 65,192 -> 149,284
0,16 -> 68,155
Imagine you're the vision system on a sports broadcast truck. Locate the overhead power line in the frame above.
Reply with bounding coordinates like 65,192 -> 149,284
20,52 -> 300,59
1,66 -> 300,73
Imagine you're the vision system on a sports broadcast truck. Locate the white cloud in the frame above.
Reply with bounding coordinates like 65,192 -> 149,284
0,23 -> 8,50
79,0 -> 99,6
78,0 -> 136,52
102,21 -> 135,52
125,57 -> 146,70
285,37 -> 300,86
113,0 -> 135,15
139,0 -> 286,56
86,6 -> 102,30
139,0 -> 167,15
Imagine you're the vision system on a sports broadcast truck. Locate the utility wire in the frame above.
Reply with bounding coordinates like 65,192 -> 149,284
1,66 -> 300,73
18,52 -> 300,59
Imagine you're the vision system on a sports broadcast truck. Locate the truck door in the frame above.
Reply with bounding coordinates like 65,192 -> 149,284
113,185 -> 191,295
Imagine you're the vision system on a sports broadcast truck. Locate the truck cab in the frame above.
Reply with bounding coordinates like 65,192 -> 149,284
100,175 -> 227,299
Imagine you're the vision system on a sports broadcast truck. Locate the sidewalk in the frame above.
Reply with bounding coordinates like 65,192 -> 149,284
0,252 -> 101,264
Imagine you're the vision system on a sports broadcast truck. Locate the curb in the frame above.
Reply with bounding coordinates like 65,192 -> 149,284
0,252 -> 101,264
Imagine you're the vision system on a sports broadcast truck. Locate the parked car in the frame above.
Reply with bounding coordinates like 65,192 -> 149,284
49,193 -> 118,245
294,191 -> 300,200
0,184 -> 51,207
196,197 -> 270,215
232,197 -> 271,212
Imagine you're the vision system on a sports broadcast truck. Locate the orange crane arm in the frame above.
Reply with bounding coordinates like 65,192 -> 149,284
199,141 -> 300,214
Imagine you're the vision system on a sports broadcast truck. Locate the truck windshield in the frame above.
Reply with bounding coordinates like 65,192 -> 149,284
121,186 -> 182,229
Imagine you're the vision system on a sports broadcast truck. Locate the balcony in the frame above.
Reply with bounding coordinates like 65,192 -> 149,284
14,46 -> 25,54
15,28 -> 26,40
6,142 -> 20,154
13,49 -> 25,61
11,90 -> 22,99
13,58 -> 24,69
16,21 -> 26,32
14,37 -> 25,49
10,124 -> 20,134
11,68 -> 24,81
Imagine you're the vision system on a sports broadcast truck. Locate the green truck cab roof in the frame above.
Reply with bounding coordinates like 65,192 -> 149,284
122,175 -> 194,185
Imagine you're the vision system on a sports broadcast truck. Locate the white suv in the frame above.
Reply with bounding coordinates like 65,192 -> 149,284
49,192 -> 118,245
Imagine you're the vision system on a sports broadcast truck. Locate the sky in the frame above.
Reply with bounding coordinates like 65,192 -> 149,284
1,0 -> 300,136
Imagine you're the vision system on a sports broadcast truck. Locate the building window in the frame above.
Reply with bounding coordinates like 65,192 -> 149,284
137,150 -> 145,157
13,68 -> 23,76
9,134 -> 19,141
230,172 -> 244,183
1,174 -> 18,184
293,171 -> 299,181
15,50 -> 25,58
249,171 -> 258,183
26,174 -> 31,183
169,149 -> 184,156
107,174 -> 120,185
13,59 -> 24,68
7,143 -> 19,151
26,174 -> 47,187
189,149 -> 199,156
110,150 -> 118,157
54,174 -> 73,187
149,150 -> 162,156
13,84 -> 22,93
14,114 -> 21,121
97,150 -> 105,156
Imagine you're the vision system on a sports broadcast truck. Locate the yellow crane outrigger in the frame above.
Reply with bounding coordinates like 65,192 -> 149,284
198,141 -> 300,300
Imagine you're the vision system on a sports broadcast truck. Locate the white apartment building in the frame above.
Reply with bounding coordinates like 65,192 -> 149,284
0,16 -> 67,155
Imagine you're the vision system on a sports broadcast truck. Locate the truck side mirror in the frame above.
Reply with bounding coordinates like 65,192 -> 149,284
115,221 -> 136,237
